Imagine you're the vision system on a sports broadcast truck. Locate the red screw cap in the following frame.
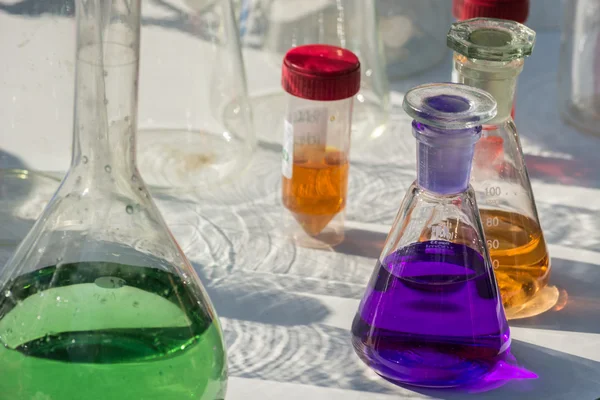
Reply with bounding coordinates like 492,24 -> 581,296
282,44 -> 361,101
453,0 -> 530,23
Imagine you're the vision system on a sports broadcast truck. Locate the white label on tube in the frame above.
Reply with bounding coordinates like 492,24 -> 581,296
291,107 -> 328,148
282,119 -> 294,179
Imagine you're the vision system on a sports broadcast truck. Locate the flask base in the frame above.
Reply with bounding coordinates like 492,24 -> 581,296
351,319 -> 510,388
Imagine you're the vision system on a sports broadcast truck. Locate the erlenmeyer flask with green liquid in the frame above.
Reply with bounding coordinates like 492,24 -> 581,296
0,1 -> 227,399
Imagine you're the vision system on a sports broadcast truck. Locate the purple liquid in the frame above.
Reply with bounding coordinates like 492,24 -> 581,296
351,241 -> 510,387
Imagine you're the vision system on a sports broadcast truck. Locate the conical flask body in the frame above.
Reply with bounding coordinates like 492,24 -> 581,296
0,1 -> 227,398
447,18 -> 551,316
352,183 -> 510,387
472,121 -> 551,317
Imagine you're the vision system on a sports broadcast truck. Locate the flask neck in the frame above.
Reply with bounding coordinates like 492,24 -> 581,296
71,0 -> 141,178
413,121 -> 481,195
454,54 -> 523,123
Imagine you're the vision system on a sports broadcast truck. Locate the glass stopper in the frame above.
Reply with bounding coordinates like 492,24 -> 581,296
402,83 -> 497,129
447,17 -> 536,61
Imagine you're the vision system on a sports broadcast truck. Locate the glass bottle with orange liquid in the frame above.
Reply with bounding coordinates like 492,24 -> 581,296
448,18 -> 551,318
280,44 -> 360,248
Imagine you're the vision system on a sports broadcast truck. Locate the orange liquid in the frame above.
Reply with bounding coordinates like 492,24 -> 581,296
282,146 -> 349,236
480,209 -> 551,316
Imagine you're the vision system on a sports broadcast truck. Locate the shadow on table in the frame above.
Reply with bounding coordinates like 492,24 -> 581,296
333,228 -> 385,260
411,340 -> 600,400
220,318 -> 402,394
511,257 -> 600,335
193,261 -> 331,327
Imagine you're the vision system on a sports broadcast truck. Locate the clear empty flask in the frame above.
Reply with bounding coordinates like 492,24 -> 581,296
0,1 -> 227,399
238,0 -> 389,144
352,83 -> 510,388
448,18 -> 551,318
558,0 -> 600,135
378,0 -> 451,80
137,0 -> 255,189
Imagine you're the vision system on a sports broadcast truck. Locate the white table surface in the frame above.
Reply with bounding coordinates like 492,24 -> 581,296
1,3 -> 599,399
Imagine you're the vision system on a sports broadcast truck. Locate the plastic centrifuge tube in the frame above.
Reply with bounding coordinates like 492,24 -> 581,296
281,44 -> 360,247
352,83 -> 510,388
0,2 -> 227,399
448,18 -> 551,318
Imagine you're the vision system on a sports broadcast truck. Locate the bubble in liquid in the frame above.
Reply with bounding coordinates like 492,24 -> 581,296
95,276 -> 126,289
126,205 -> 134,214
104,165 -> 112,173
82,156 -> 88,164
131,175 -> 137,182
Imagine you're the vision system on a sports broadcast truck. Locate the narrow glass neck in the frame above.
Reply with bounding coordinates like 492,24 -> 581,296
413,122 -> 480,195
453,54 -> 523,123
72,0 -> 141,176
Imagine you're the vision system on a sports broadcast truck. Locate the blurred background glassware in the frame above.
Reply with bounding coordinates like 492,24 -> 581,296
137,0 -> 255,190
0,0 -> 75,176
558,0 -> 600,136
378,0 -> 451,80
234,0 -> 390,145
0,1 -> 74,266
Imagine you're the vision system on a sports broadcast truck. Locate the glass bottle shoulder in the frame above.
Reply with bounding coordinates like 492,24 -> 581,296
382,182 -> 488,259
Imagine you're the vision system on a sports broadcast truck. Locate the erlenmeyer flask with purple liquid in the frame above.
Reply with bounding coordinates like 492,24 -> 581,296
351,83 -> 510,388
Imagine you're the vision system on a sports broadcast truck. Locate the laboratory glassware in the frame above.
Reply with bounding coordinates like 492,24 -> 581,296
378,0 -> 451,80
281,44 -> 360,247
558,0 -> 600,136
448,18 -> 550,318
0,1 -> 227,399
0,0 -> 74,173
0,1 -> 72,238
352,83 -> 509,388
450,1 -> 529,114
237,0 -> 389,145
137,0 -> 255,189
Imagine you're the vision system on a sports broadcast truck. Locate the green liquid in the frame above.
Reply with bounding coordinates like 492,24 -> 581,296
0,262 -> 227,399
